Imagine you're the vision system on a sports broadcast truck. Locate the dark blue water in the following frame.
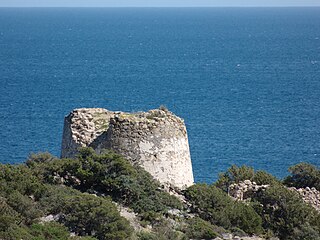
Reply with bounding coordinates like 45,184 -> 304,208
1,8 -> 320,183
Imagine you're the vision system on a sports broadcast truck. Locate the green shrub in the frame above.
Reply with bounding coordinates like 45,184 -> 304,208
0,212 -> 71,240
184,217 -> 219,239
151,219 -> 186,240
29,222 -> 70,240
184,184 -> 232,227
6,190 -> 43,224
226,202 -> 263,235
38,185 -> 133,240
0,197 -> 21,232
253,170 -> 279,185
184,184 -> 263,235
291,223 -> 320,240
215,165 -> 279,192
215,165 -> 255,191
0,225 -> 34,240
0,164 -> 46,199
137,231 -> 159,240
284,163 -> 320,190
253,184 -> 320,239
38,185 -> 80,215
26,152 -> 57,165
59,194 -> 133,240
0,222 -> 72,240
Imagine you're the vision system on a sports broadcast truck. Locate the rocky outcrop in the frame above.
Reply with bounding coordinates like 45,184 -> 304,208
61,107 -> 194,189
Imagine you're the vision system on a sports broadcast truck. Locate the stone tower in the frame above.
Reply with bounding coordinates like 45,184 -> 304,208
61,108 -> 194,189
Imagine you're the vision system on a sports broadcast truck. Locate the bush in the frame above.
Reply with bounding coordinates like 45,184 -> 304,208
253,184 -> 320,239
0,218 -> 70,240
184,184 -> 231,226
150,219 -> 186,240
0,225 -> 34,240
137,219 -> 187,240
0,197 -> 21,232
58,194 -> 133,240
37,185 -> 133,240
226,202 -> 263,235
215,165 -> 279,192
184,217 -> 219,239
26,152 -> 57,165
6,190 -> 43,224
253,170 -> 279,185
184,184 -> 263,235
137,231 -> 159,240
215,165 -> 255,192
0,164 -> 46,199
284,163 -> 320,190
291,223 -> 320,240
29,222 -> 70,240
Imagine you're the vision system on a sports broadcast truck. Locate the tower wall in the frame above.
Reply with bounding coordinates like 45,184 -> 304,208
61,108 -> 194,189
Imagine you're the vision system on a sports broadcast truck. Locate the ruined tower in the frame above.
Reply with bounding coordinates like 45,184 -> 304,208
61,108 -> 194,189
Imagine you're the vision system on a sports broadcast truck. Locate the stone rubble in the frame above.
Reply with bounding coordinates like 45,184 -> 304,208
39,214 -> 61,223
288,186 -> 320,212
228,180 -> 269,201
228,180 -> 320,212
214,234 -> 267,240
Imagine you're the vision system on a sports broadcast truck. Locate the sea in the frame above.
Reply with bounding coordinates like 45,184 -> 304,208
0,8 -> 320,183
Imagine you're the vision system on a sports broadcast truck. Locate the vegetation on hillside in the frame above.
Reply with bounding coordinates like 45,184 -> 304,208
1,148 -> 320,239
214,164 -> 320,239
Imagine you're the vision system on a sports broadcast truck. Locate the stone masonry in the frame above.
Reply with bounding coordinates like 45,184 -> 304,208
228,180 -> 269,201
61,107 -> 194,189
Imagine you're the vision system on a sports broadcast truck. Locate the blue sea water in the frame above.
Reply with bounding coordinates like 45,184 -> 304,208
0,8 -> 320,183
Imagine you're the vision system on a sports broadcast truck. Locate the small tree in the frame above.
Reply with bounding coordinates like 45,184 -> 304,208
215,165 -> 255,192
284,163 -> 320,190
